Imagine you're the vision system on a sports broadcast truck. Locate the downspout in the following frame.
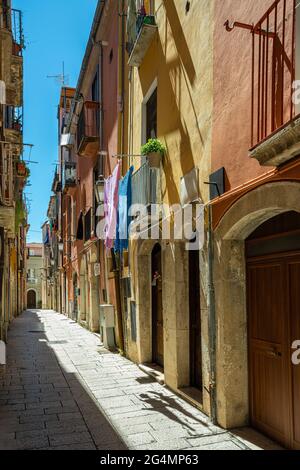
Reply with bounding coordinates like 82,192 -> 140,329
98,43 -> 104,178
207,203 -> 217,425
114,0 -> 126,355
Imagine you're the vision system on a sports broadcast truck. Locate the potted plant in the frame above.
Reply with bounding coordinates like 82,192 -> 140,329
141,138 -> 165,169
17,161 -> 26,177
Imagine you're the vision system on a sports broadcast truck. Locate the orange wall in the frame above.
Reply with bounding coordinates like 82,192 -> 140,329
212,0 -> 278,191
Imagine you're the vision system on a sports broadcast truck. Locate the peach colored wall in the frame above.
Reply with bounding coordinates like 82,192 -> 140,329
212,0 -> 279,191
102,1 -> 119,178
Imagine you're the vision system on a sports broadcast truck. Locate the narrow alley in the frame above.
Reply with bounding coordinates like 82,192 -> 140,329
0,310 -> 282,451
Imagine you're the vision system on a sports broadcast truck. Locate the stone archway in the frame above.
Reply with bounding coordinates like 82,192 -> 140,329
134,237 -> 191,391
135,238 -> 163,365
213,181 -> 300,430
27,289 -> 37,309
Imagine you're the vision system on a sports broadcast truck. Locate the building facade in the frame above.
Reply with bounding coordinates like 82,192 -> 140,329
209,0 -> 300,449
123,0 -> 213,418
44,0 -> 300,450
44,0 -> 128,351
0,0 -> 27,341
26,243 -> 42,309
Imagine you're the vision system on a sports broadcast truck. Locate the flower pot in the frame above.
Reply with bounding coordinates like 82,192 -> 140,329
13,122 -> 21,132
17,162 -> 26,177
147,151 -> 162,169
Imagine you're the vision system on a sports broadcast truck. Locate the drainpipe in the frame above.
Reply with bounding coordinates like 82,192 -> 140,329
207,203 -> 217,425
114,0 -> 126,355
98,41 -> 104,178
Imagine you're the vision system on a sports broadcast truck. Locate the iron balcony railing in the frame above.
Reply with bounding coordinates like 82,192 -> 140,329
251,0 -> 296,147
127,0 -> 156,56
77,101 -> 100,156
4,105 -> 23,132
0,5 -> 24,56
132,160 -> 161,208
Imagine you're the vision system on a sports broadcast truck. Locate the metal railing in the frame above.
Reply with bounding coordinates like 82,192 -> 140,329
127,0 -> 156,55
63,161 -> 77,188
4,105 -> 23,132
0,5 -> 24,56
132,160 -> 161,207
251,0 -> 296,147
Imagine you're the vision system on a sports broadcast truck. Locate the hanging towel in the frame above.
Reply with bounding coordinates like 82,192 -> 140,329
104,162 -> 121,250
115,166 -> 134,253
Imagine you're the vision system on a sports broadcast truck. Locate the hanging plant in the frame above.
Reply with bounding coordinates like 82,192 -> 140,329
141,139 -> 165,169
16,161 -> 30,178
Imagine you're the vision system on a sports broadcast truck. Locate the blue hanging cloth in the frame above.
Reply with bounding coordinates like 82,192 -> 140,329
115,166 -> 134,253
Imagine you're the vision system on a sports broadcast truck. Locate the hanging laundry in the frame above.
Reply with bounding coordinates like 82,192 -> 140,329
115,166 -> 134,253
104,162 -> 121,250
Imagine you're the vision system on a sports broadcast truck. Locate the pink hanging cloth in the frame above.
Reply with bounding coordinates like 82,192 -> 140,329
104,161 -> 121,250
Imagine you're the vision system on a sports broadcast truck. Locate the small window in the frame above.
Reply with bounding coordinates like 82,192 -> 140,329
146,88 -> 157,141
109,49 -> 114,64
92,71 -> 99,102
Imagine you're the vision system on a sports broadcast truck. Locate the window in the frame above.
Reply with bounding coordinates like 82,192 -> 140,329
142,79 -> 158,145
84,209 -> 92,242
72,200 -> 77,238
92,71 -> 99,102
146,88 -> 157,141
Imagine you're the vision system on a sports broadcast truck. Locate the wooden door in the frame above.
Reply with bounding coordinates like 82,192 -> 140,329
288,258 -> 300,449
248,259 -> 290,446
27,290 -> 36,309
189,250 -> 202,389
152,244 -> 164,367
248,253 -> 300,449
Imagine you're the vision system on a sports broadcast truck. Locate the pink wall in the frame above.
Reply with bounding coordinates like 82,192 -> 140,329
212,0 -> 293,191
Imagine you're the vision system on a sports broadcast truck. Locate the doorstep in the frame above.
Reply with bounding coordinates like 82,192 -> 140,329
177,386 -> 203,412
138,363 -> 165,385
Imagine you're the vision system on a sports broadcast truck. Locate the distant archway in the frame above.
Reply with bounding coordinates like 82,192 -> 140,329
27,290 -> 37,309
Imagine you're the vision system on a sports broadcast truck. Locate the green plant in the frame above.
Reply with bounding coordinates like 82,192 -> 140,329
141,139 -> 165,156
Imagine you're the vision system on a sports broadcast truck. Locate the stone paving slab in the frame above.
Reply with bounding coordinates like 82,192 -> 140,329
0,310 -> 282,451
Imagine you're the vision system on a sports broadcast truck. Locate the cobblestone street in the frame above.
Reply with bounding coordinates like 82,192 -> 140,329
0,310 -> 282,450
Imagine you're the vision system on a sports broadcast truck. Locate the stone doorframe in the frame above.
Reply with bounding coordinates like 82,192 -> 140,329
135,238 -> 192,391
213,181 -> 300,429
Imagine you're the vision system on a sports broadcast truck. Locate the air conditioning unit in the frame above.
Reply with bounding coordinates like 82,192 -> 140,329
99,304 -> 116,350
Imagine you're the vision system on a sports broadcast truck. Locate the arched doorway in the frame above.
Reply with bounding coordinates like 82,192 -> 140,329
246,211 -> 300,449
151,244 -> 163,368
27,290 -> 36,309
213,181 -> 300,448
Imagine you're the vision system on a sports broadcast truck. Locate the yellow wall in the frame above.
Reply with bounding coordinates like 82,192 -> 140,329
128,0 -> 213,205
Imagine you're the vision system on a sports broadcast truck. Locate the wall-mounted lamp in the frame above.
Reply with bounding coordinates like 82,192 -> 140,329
95,178 -> 105,204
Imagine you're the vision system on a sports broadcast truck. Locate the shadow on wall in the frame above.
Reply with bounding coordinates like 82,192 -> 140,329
137,2 -> 207,205
0,310 -> 126,450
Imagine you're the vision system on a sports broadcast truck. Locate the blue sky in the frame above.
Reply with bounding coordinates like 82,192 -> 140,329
13,0 -> 98,242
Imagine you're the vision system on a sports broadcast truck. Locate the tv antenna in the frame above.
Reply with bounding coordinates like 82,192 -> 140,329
47,61 -> 69,87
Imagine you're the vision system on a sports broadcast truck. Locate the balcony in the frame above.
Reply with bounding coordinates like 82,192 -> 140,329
63,162 -> 77,191
77,101 -> 100,158
4,105 -> 23,133
132,160 -> 161,208
127,2 -> 157,67
248,0 -> 297,166
0,6 -> 24,56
